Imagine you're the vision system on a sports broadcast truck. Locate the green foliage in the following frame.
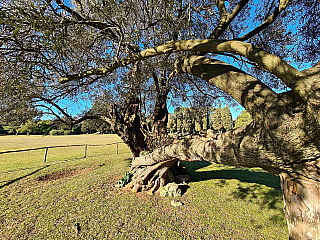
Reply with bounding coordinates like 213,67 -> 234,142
170,106 -> 234,133
117,172 -> 133,188
17,121 -> 36,134
193,108 -> 203,132
194,120 -> 201,132
210,106 -> 223,131
3,120 -> 107,136
221,105 -> 233,130
49,130 -> 65,136
72,125 -> 82,134
37,120 -> 55,134
234,111 -> 253,129
174,108 -> 183,133
81,120 -> 99,134
202,111 -> 209,131
167,113 -> 176,133
63,130 -> 72,135
17,120 -> 55,135
3,125 -> 18,135
182,108 -> 193,134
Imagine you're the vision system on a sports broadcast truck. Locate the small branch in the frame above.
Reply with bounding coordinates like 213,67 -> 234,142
236,0 -> 290,41
37,96 -> 74,122
209,0 -> 250,39
186,75 -> 221,100
35,104 -> 65,123
139,19 -> 164,31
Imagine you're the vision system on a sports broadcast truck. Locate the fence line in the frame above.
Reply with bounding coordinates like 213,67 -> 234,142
0,142 -> 126,163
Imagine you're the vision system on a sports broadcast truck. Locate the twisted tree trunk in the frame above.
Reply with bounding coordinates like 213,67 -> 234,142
126,56 -> 320,239
103,97 -> 148,158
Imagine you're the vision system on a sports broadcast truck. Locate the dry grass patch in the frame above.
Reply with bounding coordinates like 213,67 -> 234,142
37,168 -> 92,182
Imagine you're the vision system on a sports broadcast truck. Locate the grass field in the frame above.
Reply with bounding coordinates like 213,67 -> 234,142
0,135 -> 289,239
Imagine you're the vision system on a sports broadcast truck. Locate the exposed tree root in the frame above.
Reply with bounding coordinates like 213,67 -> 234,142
124,158 -> 189,194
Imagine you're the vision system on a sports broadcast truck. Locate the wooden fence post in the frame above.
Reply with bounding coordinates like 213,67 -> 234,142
84,144 -> 88,158
44,147 -> 48,163
117,142 -> 119,154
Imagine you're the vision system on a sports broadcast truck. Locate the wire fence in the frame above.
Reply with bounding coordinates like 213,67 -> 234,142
0,142 -> 129,175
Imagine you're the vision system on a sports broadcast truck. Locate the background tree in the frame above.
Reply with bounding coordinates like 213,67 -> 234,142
210,105 -> 223,131
167,113 -> 176,134
81,119 -> 98,134
174,108 -> 183,134
202,109 -> 210,131
221,105 -> 233,130
182,108 -> 193,134
234,110 -> 253,129
17,120 -> 54,135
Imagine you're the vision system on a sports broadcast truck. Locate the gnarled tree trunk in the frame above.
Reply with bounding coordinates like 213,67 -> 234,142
280,173 -> 320,240
126,56 -> 320,239
104,96 -> 148,158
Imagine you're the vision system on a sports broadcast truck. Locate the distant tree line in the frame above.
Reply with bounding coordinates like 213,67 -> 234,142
167,106 -> 252,134
0,119 -> 113,136
0,108 -> 252,136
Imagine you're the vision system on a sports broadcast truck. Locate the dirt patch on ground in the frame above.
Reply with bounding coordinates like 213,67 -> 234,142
37,168 -> 92,181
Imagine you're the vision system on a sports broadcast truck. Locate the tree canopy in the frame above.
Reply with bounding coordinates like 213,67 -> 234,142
1,0 -> 318,124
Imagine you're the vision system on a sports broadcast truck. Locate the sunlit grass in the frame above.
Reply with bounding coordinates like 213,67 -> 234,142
0,135 -> 288,239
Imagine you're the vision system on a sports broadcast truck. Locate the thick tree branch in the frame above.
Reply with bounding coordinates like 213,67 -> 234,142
60,39 -> 303,94
131,124 -> 288,175
175,55 -> 279,122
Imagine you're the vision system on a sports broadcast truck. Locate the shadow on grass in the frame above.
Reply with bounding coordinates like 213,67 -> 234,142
182,160 -> 281,190
182,161 -> 284,212
0,165 -> 49,189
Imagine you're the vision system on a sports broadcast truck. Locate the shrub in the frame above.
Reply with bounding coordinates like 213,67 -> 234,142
117,172 -> 133,188
49,130 -> 60,135
63,130 -> 72,135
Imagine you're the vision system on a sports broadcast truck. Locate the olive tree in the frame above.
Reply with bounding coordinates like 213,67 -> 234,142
1,0 -> 320,238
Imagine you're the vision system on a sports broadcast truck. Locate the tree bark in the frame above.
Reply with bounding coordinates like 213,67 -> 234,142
149,72 -> 171,149
127,55 -> 320,239
131,124 -> 287,174
103,97 -> 148,158
175,55 -> 320,182
280,172 -> 320,240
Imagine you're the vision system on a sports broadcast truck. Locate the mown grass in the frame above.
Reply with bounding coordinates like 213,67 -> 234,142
0,135 -> 288,239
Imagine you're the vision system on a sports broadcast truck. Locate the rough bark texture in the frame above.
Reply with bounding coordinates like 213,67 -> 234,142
174,56 -> 320,182
131,124 -> 287,174
125,158 -> 188,194
149,72 -> 171,149
102,72 -> 171,158
103,96 -> 148,157
280,173 -> 320,240
126,57 -> 320,239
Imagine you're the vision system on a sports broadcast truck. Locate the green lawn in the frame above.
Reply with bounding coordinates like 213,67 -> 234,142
0,135 -> 288,239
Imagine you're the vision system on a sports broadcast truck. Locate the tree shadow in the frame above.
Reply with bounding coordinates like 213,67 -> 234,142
0,165 -> 49,189
183,160 -> 280,189
182,160 -> 284,212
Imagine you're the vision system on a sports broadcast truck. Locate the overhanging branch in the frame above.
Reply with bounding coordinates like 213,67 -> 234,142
59,39 -> 304,92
